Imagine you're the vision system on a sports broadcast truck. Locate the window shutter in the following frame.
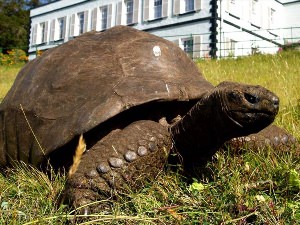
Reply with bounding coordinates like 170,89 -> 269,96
107,4 -> 112,28
32,24 -> 37,45
49,19 -> 55,41
173,0 -> 180,15
83,10 -> 89,33
143,0 -> 149,21
193,35 -> 201,59
133,0 -> 139,24
195,0 -> 201,11
116,2 -> 122,25
162,0 -> 168,18
69,14 -> 75,37
43,21 -> 48,43
91,8 -> 98,30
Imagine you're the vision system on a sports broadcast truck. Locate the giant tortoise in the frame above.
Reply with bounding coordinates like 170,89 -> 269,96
0,26 -> 296,212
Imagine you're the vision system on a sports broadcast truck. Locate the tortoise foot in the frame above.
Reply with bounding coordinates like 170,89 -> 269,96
225,124 -> 299,153
65,120 -> 172,212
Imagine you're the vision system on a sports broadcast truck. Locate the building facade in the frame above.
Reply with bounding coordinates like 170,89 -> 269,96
28,0 -> 300,60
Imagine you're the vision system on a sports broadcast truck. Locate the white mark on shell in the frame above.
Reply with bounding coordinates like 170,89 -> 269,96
153,46 -> 161,57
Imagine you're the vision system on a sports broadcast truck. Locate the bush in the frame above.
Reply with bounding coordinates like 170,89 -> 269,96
0,49 -> 28,65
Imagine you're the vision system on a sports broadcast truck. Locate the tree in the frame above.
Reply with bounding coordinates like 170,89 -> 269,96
0,0 -> 52,53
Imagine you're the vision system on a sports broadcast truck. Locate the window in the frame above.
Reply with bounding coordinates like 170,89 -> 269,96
154,0 -> 162,19
174,0 -> 201,15
185,0 -> 194,12
126,0 -> 134,24
144,0 -> 168,21
58,17 -> 65,39
101,6 -> 108,30
78,12 -> 84,34
182,38 -> 193,57
40,22 -> 45,43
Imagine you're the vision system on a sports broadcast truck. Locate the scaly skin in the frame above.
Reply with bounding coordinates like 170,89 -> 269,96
225,124 -> 299,153
170,82 -> 280,170
65,120 -> 171,213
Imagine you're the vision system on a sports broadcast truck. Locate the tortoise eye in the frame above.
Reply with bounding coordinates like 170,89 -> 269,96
244,93 -> 259,104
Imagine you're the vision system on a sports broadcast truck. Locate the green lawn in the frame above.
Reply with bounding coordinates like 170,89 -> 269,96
0,64 -> 24,103
0,52 -> 299,224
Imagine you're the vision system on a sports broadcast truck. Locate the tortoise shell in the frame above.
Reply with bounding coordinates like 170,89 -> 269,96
0,26 -> 213,166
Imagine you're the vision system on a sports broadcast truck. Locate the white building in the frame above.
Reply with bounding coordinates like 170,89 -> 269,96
28,0 -> 300,60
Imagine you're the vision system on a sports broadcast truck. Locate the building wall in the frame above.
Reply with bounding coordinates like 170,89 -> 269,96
29,0 -> 212,60
217,0 -> 284,57
282,1 -> 300,43
28,0 -> 299,60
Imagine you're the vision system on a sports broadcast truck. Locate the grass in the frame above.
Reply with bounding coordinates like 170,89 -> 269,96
0,64 -> 24,103
0,52 -> 299,224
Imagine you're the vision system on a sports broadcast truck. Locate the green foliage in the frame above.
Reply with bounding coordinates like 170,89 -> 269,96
0,51 -> 299,224
0,49 -> 28,65
0,1 -> 29,52
0,1 -> 51,53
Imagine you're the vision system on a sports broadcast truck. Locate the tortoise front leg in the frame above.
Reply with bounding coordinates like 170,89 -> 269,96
65,120 -> 172,213
225,125 -> 299,153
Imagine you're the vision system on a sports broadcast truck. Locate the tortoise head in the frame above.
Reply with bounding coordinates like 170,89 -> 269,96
216,81 -> 279,134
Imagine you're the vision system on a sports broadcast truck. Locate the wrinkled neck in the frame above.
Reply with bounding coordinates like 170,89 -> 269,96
170,92 -> 238,167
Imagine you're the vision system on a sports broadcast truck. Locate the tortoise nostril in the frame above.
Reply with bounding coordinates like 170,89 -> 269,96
244,93 -> 259,104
